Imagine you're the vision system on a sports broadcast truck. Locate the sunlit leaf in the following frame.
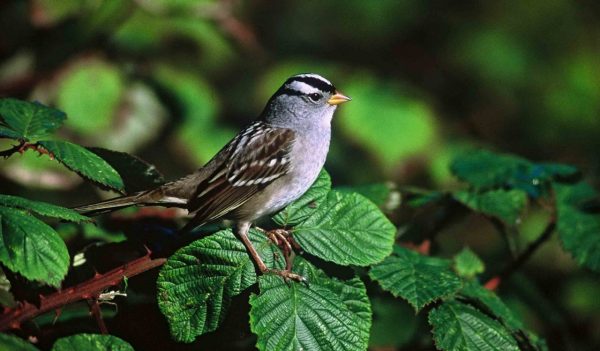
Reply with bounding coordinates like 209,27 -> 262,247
0,98 -> 65,141
249,258 -> 370,351
293,191 -> 396,266
453,247 -> 485,279
157,229 -> 277,343
0,207 -> 69,287
0,194 -> 89,222
51,334 -> 134,351
38,140 -> 124,193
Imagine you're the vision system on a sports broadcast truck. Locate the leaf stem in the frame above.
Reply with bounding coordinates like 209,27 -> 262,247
485,219 -> 556,288
0,253 -> 166,331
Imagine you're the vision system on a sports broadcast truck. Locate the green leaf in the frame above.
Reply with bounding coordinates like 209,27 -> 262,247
0,207 -> 69,287
450,149 -> 579,197
0,333 -> 39,351
459,280 -> 523,330
273,169 -> 331,226
555,182 -> 600,271
538,162 -> 580,182
88,147 -> 165,193
157,229 -> 277,343
453,247 -> 485,279
428,300 -> 520,351
0,126 -> 24,139
0,194 -> 89,222
51,334 -> 134,351
450,149 -> 530,190
249,257 -> 371,351
38,140 -> 124,193
453,189 -> 527,224
369,245 -> 462,311
293,190 -> 396,266
0,98 -> 66,141
57,59 -> 124,134
339,75 -> 438,170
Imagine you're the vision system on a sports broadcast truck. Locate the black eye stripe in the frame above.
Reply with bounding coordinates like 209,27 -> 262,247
286,76 -> 335,94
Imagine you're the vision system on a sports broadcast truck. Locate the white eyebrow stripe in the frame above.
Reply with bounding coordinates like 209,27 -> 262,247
285,81 -> 322,95
295,74 -> 332,86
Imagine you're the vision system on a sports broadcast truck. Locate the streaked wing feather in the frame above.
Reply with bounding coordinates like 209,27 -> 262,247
186,123 -> 295,224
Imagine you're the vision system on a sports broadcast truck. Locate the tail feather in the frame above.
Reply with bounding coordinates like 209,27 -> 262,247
74,187 -> 190,215
74,195 -> 141,215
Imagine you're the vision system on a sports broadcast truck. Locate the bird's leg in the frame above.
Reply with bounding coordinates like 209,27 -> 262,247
236,222 -> 268,272
236,223 -> 306,283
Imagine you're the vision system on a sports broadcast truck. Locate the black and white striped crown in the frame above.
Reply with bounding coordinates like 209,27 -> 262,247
278,73 -> 336,97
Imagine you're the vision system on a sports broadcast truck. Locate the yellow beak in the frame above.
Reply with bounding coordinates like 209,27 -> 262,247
327,91 -> 352,105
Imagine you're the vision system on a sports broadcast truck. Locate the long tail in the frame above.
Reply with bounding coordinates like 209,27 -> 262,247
73,194 -> 143,215
74,186 -> 190,215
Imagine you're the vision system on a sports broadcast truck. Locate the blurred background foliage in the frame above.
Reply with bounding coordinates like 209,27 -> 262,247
0,0 -> 599,350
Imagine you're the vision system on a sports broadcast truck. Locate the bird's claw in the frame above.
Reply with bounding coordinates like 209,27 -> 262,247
267,229 -> 293,252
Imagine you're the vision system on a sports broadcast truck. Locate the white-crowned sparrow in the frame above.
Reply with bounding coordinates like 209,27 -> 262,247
76,73 -> 351,281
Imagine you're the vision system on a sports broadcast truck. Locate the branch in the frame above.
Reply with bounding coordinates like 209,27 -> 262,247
0,141 -> 54,159
0,141 -> 25,158
485,219 -> 556,289
0,253 -> 166,331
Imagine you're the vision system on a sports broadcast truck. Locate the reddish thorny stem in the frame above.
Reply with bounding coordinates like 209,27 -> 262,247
0,253 -> 166,332
0,142 -> 55,159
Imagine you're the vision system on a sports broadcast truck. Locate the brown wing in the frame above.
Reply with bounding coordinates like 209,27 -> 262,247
184,122 -> 295,229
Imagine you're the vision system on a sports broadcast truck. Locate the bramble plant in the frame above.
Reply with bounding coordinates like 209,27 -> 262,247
0,98 -> 598,350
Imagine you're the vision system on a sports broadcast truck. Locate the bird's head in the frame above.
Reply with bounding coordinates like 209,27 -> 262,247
262,73 -> 351,130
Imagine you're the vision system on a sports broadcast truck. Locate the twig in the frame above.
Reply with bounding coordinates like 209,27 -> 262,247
87,299 -> 108,334
0,254 -> 166,331
0,141 -> 54,159
0,141 -> 25,158
485,219 -> 556,289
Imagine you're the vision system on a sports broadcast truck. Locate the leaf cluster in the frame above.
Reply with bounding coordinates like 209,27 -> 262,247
1,99 -> 599,351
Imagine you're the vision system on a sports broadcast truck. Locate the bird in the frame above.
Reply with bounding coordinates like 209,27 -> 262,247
75,73 -> 351,281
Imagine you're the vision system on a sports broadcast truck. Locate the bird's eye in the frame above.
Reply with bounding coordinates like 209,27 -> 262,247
308,93 -> 322,101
